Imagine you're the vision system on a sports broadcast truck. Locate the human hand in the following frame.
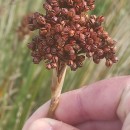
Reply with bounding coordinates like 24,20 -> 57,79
22,76 -> 130,130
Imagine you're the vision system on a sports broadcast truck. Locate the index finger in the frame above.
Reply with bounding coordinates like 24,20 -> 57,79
23,76 -> 130,129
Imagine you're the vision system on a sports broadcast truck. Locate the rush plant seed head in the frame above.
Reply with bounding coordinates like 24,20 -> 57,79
27,0 -> 118,117
28,0 -> 118,70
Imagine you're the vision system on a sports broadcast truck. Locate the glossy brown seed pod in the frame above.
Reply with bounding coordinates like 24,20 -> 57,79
105,59 -> 113,67
39,28 -> 47,36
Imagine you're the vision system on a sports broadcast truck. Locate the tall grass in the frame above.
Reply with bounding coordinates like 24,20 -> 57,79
0,0 -> 130,130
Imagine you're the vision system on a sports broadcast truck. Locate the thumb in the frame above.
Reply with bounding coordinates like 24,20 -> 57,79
28,118 -> 79,130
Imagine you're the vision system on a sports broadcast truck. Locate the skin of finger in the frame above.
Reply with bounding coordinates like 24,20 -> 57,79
22,102 -> 50,130
23,76 -> 130,129
117,85 -> 130,122
28,118 -> 79,130
122,113 -> 130,130
76,120 -> 122,130
55,76 -> 130,124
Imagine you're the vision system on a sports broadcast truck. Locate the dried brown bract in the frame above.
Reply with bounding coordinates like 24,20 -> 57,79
28,0 -> 118,70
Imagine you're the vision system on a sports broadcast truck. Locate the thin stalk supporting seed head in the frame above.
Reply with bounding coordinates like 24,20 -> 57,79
27,0 -> 118,71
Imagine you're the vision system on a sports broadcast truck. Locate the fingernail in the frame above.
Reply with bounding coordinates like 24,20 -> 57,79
44,118 -> 57,126
29,119 -> 54,130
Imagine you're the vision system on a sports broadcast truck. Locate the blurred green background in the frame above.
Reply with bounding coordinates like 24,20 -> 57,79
0,0 -> 130,130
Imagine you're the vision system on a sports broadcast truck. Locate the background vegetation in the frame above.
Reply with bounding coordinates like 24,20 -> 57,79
0,0 -> 130,130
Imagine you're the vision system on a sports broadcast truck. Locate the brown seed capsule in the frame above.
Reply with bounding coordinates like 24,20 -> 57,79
52,56 -> 59,63
46,64 -> 52,69
69,49 -> 75,55
111,56 -> 118,63
48,10 -> 56,17
90,4 -> 95,10
55,24 -> 63,32
93,58 -> 100,64
84,6 -> 89,12
64,44 -> 73,52
51,47 -> 57,55
69,30 -> 75,37
76,61 -> 83,67
68,8 -> 76,18
33,12 -> 39,18
51,63 -> 57,68
37,16 -> 46,25
85,45 -> 91,51
49,0 -> 59,7
53,6 -> 61,15
57,37 -> 65,45
105,59 -> 113,67
91,44 -> 97,51
48,39 -> 54,46
69,40 -> 76,45
51,16 -> 58,24
67,0 -> 74,6
74,46 -> 80,52
95,21 -> 101,27
39,28 -> 47,36
45,54 -> 53,60
46,47 -> 51,53
69,54 -> 76,60
74,31 -> 80,39
43,2 -> 52,11
33,57 -> 41,64
97,16 -> 105,23
61,20 -> 66,26
73,15 -> 80,22
89,17 -> 95,25
57,50 -> 64,58
86,52 -> 94,58
45,23 -> 51,30
61,8 -> 68,15
80,16 -> 86,25
88,38 -> 94,44
110,46 -> 117,53
103,47 -> 110,53
71,63 -> 77,71
78,55 -> 85,61
28,24 -> 35,31
27,43 -> 35,50
97,49 -> 104,56
103,31 -> 109,39
67,60 -> 74,66
79,33 -> 85,41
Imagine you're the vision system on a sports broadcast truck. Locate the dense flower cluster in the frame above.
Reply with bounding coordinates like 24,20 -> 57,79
28,0 -> 118,71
